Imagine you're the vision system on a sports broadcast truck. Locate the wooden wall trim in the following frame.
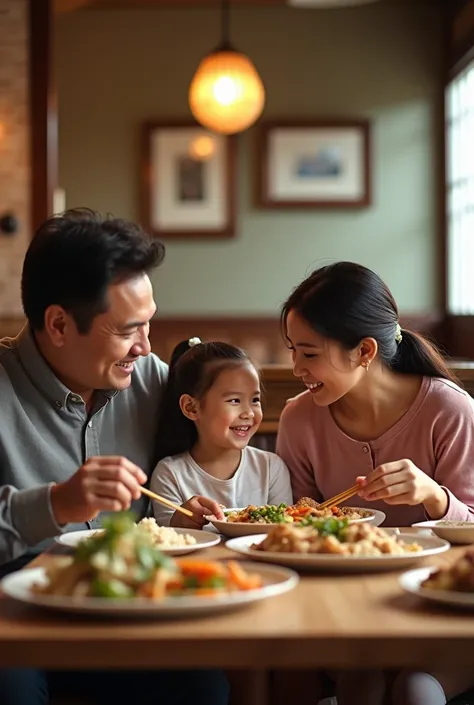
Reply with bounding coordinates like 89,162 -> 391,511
444,315 -> 474,359
449,0 -> 474,77
449,37 -> 474,78
440,0 -> 449,314
0,311 -> 448,362
3,315 -> 474,434
452,0 -> 474,45
4,311 -> 471,365
149,316 -> 291,364
29,0 -> 57,234
149,312 -> 446,363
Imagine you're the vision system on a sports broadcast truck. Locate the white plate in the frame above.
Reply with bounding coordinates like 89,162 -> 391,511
400,566 -> 474,609
0,564 -> 299,619
56,528 -> 221,556
208,507 -> 386,538
412,520 -> 474,545
225,533 -> 450,572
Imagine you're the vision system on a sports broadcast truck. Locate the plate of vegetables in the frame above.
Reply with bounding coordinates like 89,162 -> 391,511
0,513 -> 298,618
207,499 -> 384,538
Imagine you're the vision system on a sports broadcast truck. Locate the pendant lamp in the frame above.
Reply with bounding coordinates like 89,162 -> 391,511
188,0 -> 265,135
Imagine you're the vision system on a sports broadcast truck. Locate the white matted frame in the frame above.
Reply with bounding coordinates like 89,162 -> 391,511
257,120 -> 371,209
141,122 -> 236,239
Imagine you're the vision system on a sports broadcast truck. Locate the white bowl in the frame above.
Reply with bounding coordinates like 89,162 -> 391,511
412,520 -> 474,545
207,506 -> 386,539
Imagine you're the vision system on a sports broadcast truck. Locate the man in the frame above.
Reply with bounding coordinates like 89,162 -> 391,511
0,208 -> 228,705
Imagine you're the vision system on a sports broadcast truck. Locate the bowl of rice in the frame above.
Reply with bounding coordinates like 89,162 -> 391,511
58,519 -> 220,556
412,519 -> 474,545
137,519 -> 221,555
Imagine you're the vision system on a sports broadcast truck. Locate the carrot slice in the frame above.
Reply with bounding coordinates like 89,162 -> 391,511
227,561 -> 263,590
176,559 -> 226,580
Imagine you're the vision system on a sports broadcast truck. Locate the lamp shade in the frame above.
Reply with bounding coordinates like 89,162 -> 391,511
189,49 -> 265,135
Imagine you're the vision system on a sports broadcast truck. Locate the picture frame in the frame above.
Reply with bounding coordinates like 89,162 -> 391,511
140,122 -> 236,239
257,120 -> 371,209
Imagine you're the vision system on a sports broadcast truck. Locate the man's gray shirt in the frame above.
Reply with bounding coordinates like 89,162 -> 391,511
0,327 -> 168,567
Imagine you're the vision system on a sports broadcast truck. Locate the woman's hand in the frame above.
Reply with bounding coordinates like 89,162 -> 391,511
170,495 -> 225,529
357,459 -> 448,519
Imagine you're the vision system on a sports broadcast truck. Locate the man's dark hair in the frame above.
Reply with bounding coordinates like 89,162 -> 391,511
21,208 -> 165,333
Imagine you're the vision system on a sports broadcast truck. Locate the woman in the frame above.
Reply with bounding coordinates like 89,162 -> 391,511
276,261 -> 474,705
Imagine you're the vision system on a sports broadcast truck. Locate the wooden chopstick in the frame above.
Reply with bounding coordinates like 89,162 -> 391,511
140,487 -> 194,518
318,483 -> 361,510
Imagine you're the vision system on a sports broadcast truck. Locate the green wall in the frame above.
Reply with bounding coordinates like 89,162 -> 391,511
56,2 -> 443,315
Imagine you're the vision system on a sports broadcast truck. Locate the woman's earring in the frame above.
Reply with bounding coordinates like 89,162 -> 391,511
363,361 -> 370,372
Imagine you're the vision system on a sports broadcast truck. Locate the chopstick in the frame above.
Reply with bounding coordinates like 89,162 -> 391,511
140,487 -> 194,518
317,483 -> 361,510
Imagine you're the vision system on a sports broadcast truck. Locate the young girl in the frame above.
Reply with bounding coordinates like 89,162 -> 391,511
150,338 -> 292,528
276,262 -> 474,705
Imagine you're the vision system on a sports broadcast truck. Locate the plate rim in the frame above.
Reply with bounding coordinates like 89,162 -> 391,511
0,562 -> 299,615
412,520 -> 474,531
209,506 -> 383,527
55,527 -> 221,552
399,566 -> 474,607
225,532 -> 450,563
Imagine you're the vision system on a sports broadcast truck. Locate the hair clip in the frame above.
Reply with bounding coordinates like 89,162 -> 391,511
395,323 -> 403,344
188,337 -> 201,348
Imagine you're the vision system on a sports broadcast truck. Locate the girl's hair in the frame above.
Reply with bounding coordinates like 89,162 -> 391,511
155,339 -> 255,461
281,261 -> 456,383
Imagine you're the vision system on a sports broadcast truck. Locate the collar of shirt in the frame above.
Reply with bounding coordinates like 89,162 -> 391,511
16,325 -> 118,411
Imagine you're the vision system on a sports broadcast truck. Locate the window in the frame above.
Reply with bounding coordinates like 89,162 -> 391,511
447,60 -> 474,313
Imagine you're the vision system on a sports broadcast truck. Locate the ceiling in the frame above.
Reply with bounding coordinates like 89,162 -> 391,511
54,0 -> 287,11
54,0 -> 451,13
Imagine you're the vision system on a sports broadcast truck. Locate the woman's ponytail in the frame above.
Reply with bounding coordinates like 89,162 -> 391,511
390,328 -> 457,383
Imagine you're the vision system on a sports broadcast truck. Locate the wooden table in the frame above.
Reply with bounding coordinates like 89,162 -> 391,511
0,538 -> 473,671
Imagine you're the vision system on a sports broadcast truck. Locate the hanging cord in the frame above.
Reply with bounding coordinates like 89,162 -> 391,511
218,0 -> 232,50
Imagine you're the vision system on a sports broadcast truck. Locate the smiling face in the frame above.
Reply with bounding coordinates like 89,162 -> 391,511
181,362 -> 263,452
285,309 -> 373,406
42,274 -> 157,401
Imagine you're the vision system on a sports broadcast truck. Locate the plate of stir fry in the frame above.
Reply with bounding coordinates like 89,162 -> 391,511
400,549 -> 474,608
0,513 -> 299,617
225,518 -> 449,572
207,498 -> 384,538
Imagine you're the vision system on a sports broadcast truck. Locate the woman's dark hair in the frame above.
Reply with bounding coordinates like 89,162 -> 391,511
281,261 -> 456,383
21,208 -> 165,333
155,339 -> 255,461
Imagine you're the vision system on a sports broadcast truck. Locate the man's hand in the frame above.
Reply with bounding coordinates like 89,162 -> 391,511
170,495 -> 224,529
50,456 -> 147,525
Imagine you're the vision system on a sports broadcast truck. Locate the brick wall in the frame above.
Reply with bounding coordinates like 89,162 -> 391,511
0,0 -> 29,316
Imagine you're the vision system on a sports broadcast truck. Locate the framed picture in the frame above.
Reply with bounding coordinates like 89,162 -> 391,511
257,120 -> 371,209
141,122 -> 236,238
